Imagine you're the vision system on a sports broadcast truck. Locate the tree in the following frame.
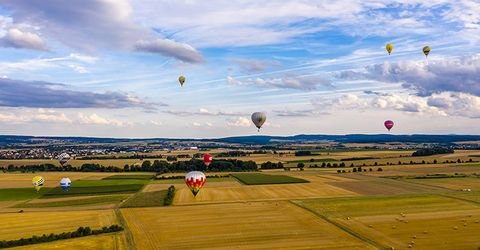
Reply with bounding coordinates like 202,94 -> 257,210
433,159 -> 437,164
377,167 -> 383,171
166,155 -> 177,162
141,160 -> 152,171
353,168 -> 357,173
297,162 -> 305,171
321,162 -> 326,168
374,162 -> 378,166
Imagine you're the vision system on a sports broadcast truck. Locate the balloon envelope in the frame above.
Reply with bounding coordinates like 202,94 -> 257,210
386,43 -> 393,55
384,120 -> 394,131
423,46 -> 430,57
251,112 -> 266,131
60,177 -> 71,191
185,171 -> 206,197
203,154 -> 213,167
32,176 -> 44,191
58,152 -> 70,166
178,75 -> 186,86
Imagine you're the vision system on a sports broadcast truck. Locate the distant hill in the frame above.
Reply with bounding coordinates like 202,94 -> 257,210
211,134 -> 480,144
1,134 -> 480,146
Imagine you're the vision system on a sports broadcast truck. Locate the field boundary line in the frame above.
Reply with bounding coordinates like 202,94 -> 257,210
289,200 -> 385,250
438,193 -> 480,206
115,208 -> 136,250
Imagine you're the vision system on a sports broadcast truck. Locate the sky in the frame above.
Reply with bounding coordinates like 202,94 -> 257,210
0,0 -> 479,138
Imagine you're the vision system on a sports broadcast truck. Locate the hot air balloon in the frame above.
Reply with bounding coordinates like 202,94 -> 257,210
185,171 -> 206,197
384,120 -> 394,131
178,75 -> 186,87
251,112 -> 266,132
423,46 -> 430,57
386,43 -> 393,55
60,177 -> 71,191
58,152 -> 70,167
203,154 -> 213,168
32,176 -> 45,192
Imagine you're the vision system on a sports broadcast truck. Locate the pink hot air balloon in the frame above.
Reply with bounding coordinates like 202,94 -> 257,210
384,120 -> 394,131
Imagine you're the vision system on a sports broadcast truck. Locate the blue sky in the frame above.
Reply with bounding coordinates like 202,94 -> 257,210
0,0 -> 479,138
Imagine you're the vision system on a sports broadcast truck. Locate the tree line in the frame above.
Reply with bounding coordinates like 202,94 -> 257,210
1,158 -> 258,173
164,185 -> 175,205
0,225 -> 123,248
412,147 -> 454,156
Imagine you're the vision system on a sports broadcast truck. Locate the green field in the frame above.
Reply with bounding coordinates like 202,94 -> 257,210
0,188 -> 51,201
295,194 -> 476,217
15,195 -> 130,208
41,184 -> 144,198
231,173 -> 308,185
121,190 -> 167,208
71,179 -> 149,187
102,174 -> 154,180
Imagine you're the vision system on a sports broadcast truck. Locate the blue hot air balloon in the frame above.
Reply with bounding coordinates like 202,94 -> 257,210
60,177 -> 71,191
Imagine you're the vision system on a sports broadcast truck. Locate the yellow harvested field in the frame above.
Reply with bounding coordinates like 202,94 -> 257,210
0,201 -> 21,208
0,209 -> 117,241
407,177 -> 480,191
122,202 -> 374,249
12,233 -> 127,250
338,209 -> 480,250
173,181 -> 357,205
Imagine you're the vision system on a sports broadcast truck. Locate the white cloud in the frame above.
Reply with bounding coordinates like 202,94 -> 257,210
227,75 -> 331,91
77,113 -> 124,126
163,109 -> 247,117
135,39 -> 203,63
0,108 -> 72,124
0,0 -> 203,62
0,28 -> 48,51
226,117 -> 251,127
149,120 -> 162,126
0,53 -> 98,74
339,55 -> 480,96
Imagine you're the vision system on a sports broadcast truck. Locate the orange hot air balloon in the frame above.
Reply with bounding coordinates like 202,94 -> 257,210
185,171 -> 206,197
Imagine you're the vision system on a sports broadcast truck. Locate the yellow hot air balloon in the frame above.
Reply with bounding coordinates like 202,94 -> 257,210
178,75 -> 186,87
32,176 -> 45,191
386,43 -> 393,55
423,46 -> 430,57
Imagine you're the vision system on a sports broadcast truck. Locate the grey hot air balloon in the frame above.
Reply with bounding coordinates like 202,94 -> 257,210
251,112 -> 266,132
58,152 -> 71,167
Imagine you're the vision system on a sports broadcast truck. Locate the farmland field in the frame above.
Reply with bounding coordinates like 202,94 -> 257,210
121,202 -> 374,249
16,194 -> 130,208
41,184 -> 144,198
1,149 -> 480,249
295,194 -> 480,249
120,190 -> 167,208
231,173 -> 309,185
0,210 -> 117,241
12,233 -> 127,250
